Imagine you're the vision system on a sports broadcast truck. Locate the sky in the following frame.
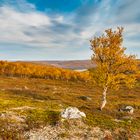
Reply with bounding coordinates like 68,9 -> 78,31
0,0 -> 140,60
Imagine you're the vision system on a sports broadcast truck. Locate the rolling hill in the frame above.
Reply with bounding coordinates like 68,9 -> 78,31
27,60 -> 96,70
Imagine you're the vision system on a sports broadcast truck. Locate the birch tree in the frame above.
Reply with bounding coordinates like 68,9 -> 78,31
90,27 -> 137,110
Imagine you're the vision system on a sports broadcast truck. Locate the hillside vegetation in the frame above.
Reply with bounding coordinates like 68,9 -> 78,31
30,60 -> 95,70
0,76 -> 140,139
0,61 -> 90,81
0,60 -> 140,139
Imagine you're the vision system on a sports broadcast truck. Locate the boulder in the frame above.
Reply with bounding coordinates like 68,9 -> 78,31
119,106 -> 134,114
61,107 -> 86,119
78,96 -> 92,101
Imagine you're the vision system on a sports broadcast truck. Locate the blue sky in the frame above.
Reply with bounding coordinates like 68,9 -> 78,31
0,0 -> 140,60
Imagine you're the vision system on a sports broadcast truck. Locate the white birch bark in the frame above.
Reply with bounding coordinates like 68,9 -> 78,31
100,87 -> 108,110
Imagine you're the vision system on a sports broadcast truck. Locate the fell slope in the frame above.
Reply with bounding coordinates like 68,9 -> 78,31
0,77 -> 140,139
28,60 -> 96,70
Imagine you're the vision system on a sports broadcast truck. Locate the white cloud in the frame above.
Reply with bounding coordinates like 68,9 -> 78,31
0,6 -> 52,43
0,0 -> 140,60
0,5 -> 80,48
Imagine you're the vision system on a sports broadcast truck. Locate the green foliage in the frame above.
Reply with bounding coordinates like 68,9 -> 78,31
85,113 -> 116,129
25,109 -> 60,129
45,111 -> 60,126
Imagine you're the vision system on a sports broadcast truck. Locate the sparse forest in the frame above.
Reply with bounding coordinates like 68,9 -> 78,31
0,61 -> 91,82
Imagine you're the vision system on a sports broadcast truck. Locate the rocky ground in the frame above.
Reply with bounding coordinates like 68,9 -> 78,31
0,77 -> 140,139
25,120 -> 140,140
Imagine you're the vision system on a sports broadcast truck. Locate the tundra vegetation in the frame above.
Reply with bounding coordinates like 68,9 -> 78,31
0,28 -> 140,139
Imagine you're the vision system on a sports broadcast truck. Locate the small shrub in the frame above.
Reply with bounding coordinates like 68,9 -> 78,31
0,119 -> 24,140
58,132 -> 69,138
46,111 -> 60,126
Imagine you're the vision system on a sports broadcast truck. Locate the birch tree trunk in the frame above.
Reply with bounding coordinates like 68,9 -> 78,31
100,87 -> 108,110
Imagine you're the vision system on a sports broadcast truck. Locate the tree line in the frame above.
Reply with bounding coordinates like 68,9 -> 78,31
0,61 -> 91,82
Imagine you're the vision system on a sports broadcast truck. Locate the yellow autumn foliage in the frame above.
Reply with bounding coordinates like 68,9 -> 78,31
0,61 -> 91,82
90,27 -> 138,90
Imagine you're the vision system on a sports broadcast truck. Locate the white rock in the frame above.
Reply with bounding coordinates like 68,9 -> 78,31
125,106 -> 134,114
61,107 -> 86,119
120,106 -> 134,114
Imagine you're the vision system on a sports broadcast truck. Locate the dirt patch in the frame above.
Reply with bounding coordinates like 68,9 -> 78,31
10,106 -> 35,111
0,111 -> 25,122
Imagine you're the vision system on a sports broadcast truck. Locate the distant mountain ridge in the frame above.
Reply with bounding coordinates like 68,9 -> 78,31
29,60 -> 96,70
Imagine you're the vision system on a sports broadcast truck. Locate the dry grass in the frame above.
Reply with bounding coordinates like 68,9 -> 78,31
0,76 -> 140,139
